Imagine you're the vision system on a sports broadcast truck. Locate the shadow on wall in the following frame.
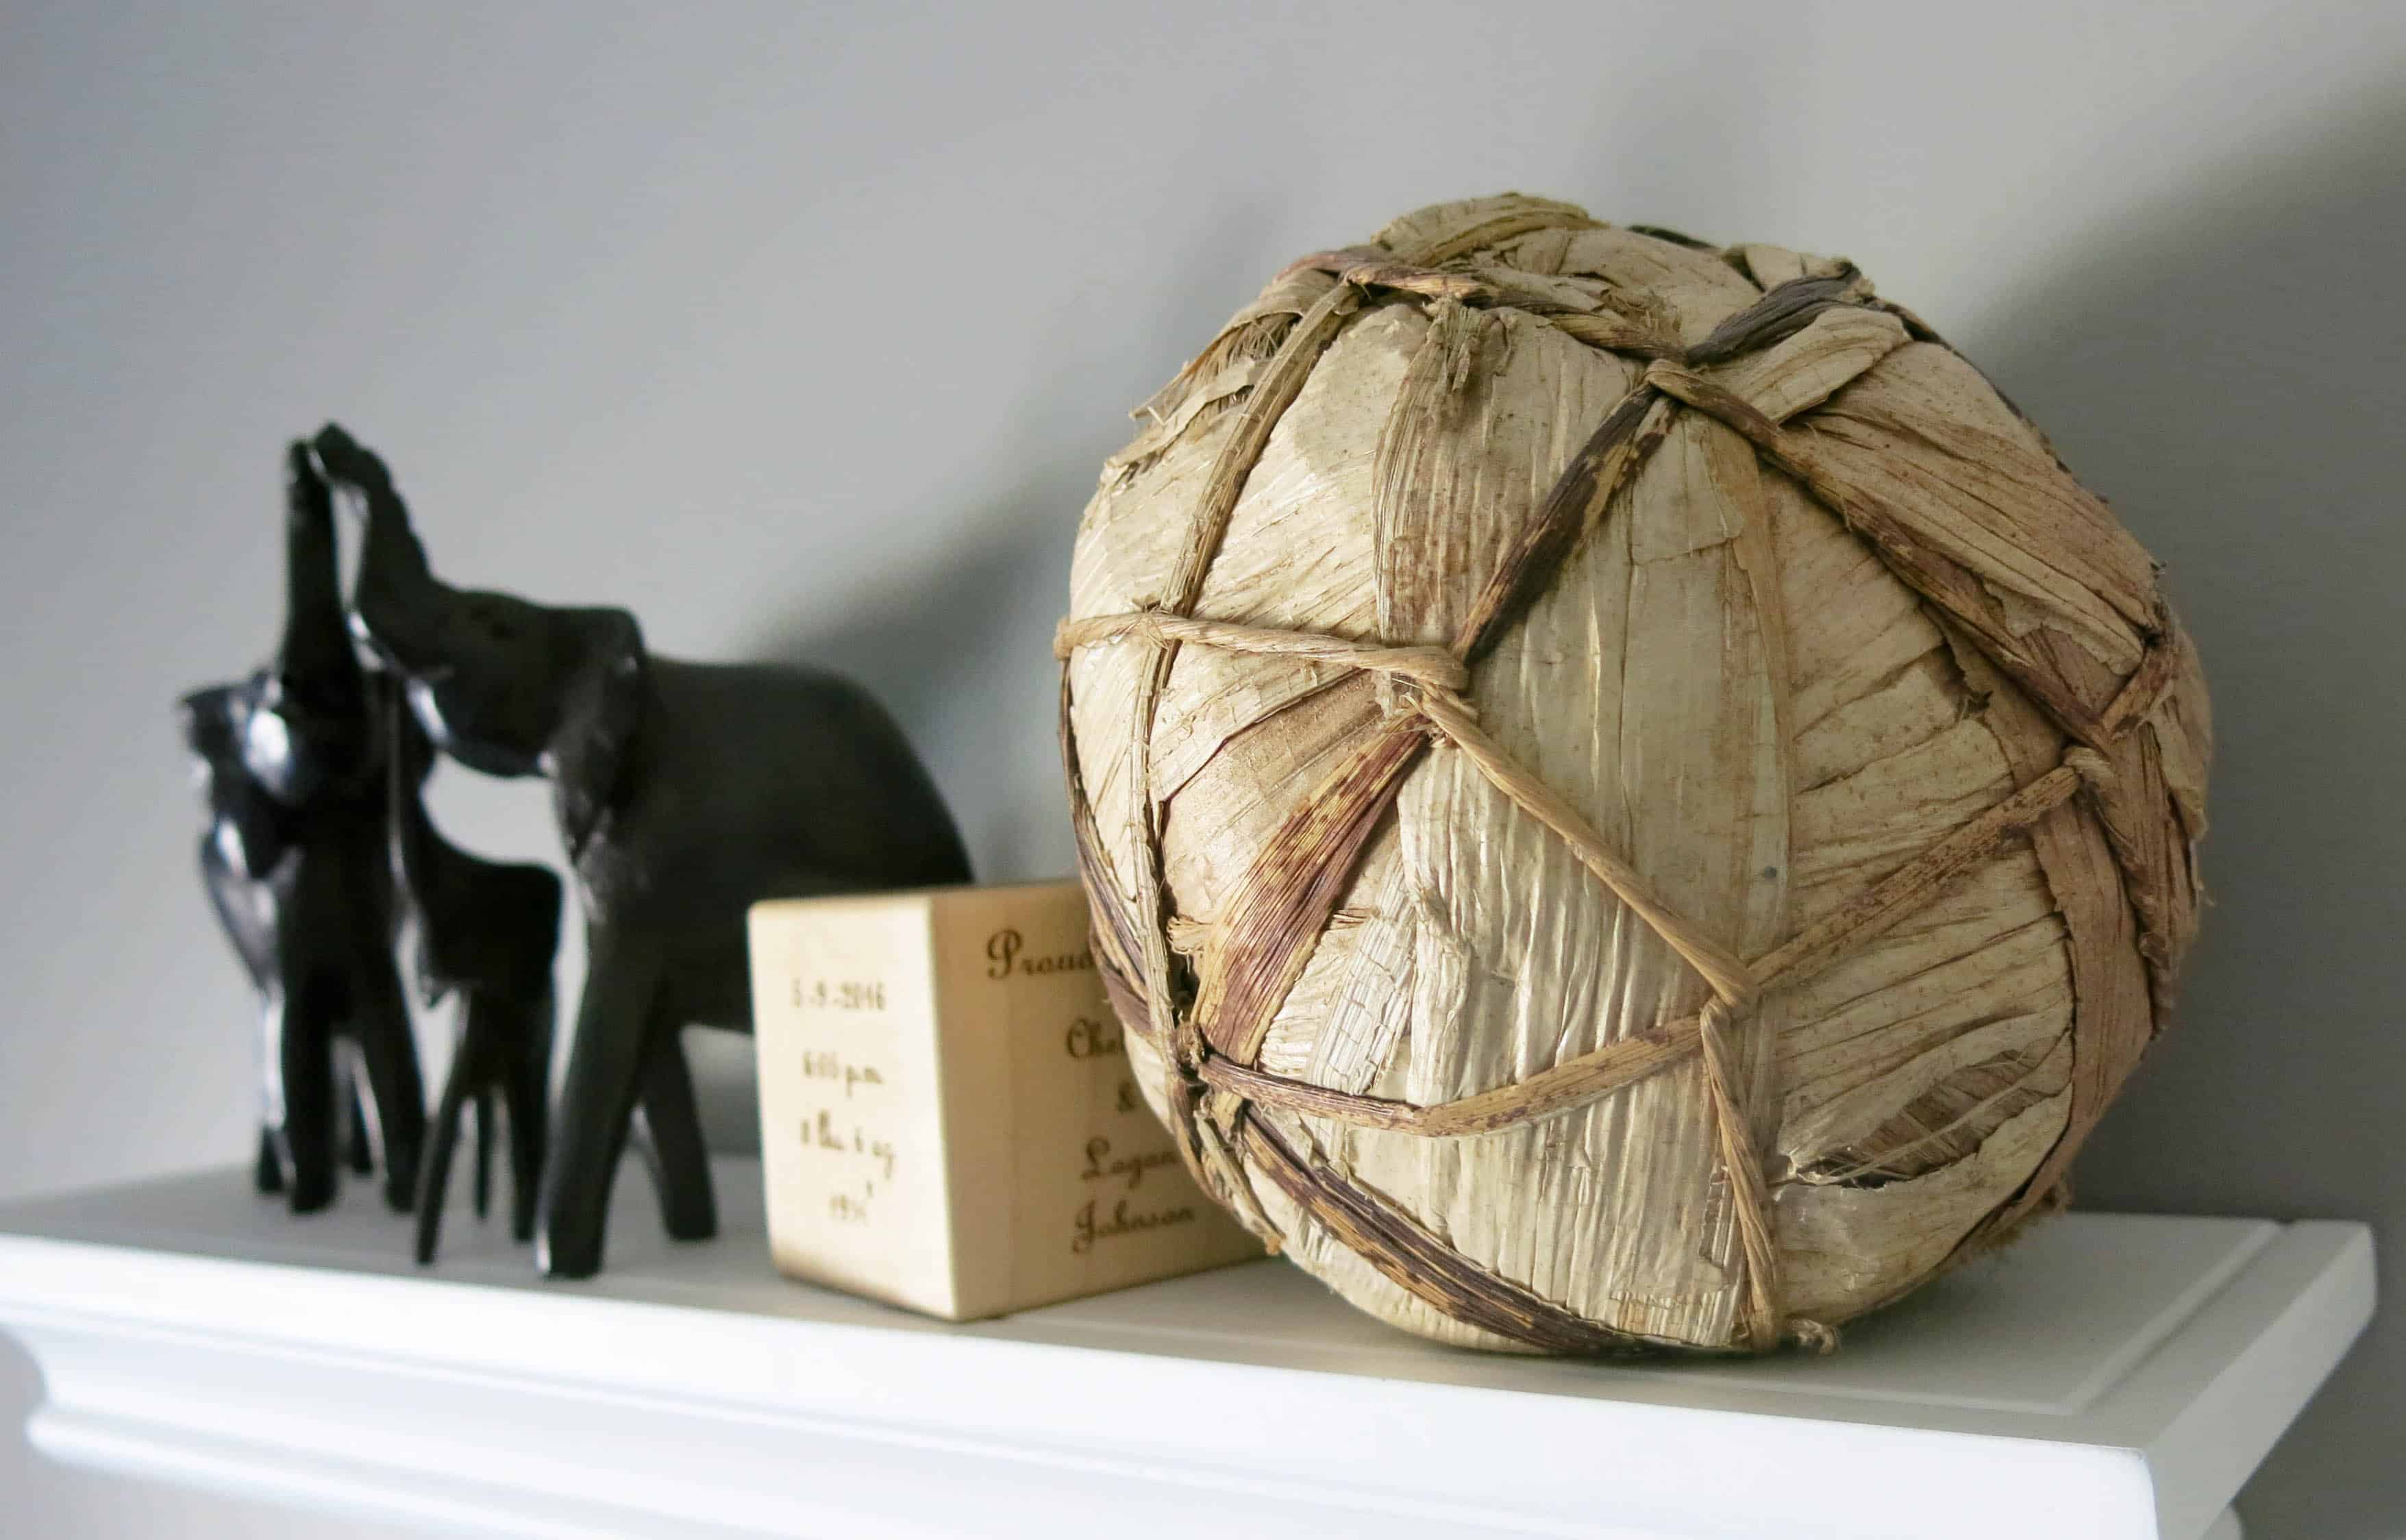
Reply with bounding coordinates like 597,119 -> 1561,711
676,467 -> 1092,1154
664,454 -> 1093,1153
741,192 -> 1295,889
1972,89 -> 2406,1539
686,199 -> 1295,1157
755,460 -> 1090,882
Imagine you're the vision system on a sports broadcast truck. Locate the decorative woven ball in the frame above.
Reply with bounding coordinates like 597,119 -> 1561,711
1056,194 -> 2209,1354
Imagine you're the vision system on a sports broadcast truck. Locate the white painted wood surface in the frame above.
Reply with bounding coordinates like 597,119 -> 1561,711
0,1159 -> 2370,1540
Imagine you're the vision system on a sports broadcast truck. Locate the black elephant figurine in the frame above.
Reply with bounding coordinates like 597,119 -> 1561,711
313,423 -> 973,1278
176,446 -> 427,1213
391,697 -> 565,1265
179,683 -> 382,1193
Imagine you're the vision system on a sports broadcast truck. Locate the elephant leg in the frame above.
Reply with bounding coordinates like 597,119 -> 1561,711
344,1075 -> 376,1176
500,995 -> 549,1245
411,1026 -> 475,1267
473,1083 -> 496,1221
349,958 -> 428,1213
536,939 -> 665,1279
268,989 -> 339,1214
255,1128 -> 284,1195
635,1025 -> 717,1243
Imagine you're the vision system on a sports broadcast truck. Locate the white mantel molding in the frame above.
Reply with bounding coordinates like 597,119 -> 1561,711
0,1160 -> 2372,1539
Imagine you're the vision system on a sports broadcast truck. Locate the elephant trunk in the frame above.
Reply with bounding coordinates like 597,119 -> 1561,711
277,443 -> 365,708
354,477 -> 455,671
315,424 -> 460,675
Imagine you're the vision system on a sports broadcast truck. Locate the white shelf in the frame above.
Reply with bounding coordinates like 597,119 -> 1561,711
0,1159 -> 2372,1540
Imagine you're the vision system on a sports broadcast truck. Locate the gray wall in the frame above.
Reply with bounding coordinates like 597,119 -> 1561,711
3,3 -> 2399,1534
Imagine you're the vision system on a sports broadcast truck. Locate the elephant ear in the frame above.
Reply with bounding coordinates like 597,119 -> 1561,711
549,608 -> 647,865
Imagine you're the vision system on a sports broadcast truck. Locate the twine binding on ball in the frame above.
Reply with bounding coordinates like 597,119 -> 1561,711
1058,198 -> 2204,1355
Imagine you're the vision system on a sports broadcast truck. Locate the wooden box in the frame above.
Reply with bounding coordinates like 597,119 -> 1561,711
747,880 -> 1262,1320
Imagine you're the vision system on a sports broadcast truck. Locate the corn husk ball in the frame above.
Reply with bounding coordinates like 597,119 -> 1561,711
1057,195 -> 2209,1354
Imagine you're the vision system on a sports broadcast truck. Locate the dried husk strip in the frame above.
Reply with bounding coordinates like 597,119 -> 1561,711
1059,195 -> 2208,1354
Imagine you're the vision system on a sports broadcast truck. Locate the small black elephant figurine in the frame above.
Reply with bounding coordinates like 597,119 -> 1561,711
314,424 -> 973,1278
179,684 -> 381,1193
176,446 -> 427,1213
390,698 -> 565,1265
